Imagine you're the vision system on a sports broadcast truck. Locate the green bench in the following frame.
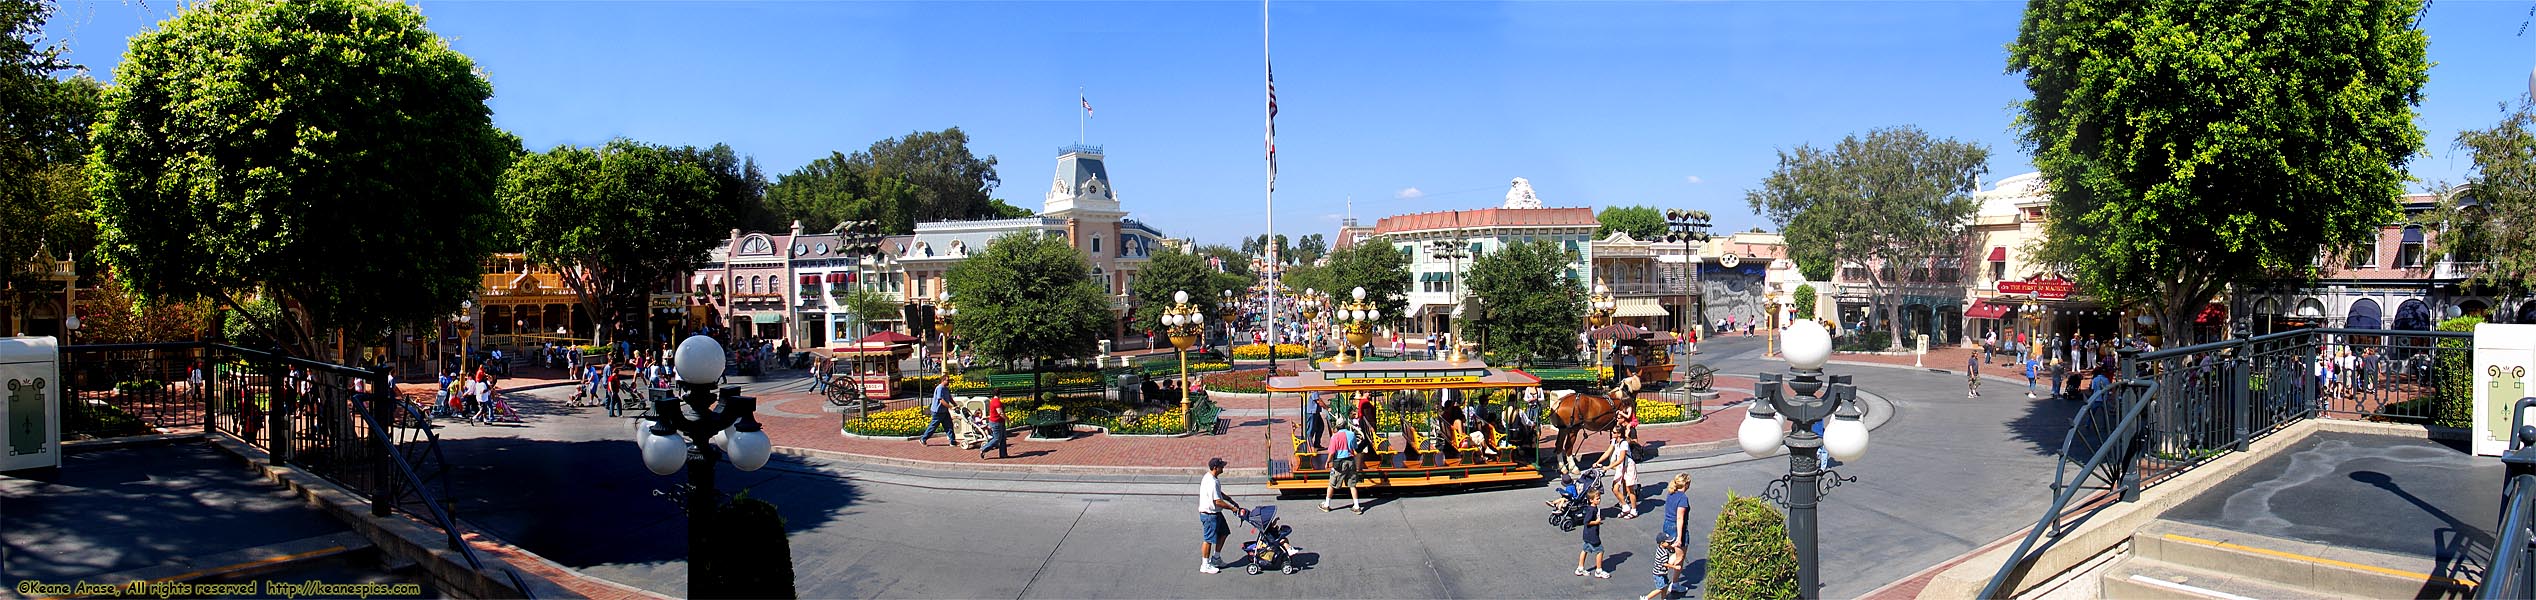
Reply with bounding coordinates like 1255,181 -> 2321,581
1530,368 -> 1604,391
979,373 -> 1105,398
1188,393 -> 1224,435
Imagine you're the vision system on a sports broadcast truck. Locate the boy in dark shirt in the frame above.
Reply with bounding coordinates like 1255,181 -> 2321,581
1575,487 -> 1608,578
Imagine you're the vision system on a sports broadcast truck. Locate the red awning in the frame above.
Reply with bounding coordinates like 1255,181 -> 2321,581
1966,300 -> 2014,319
799,274 -> 818,286
2194,303 -> 2227,324
1588,323 -> 1649,341
827,272 -> 849,283
1987,247 -> 2007,262
855,331 -> 921,345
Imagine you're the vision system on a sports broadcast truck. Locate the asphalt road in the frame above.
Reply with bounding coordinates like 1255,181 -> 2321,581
431,335 -> 2080,598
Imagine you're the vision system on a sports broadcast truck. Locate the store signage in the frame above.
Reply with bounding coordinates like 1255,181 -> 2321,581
1333,375 -> 1480,386
1995,276 -> 2076,301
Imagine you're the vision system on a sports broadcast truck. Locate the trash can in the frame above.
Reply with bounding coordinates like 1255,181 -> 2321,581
2,336 -> 62,472
1116,373 -> 1142,405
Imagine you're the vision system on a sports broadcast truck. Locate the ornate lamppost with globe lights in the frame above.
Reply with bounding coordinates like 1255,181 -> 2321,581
634,335 -> 776,598
1588,279 -> 1617,368
1296,289 -> 1322,352
935,293 -> 957,375
456,300 -> 475,376
1739,319 -> 1870,598
1765,290 -> 1783,357
1161,291 -> 1206,431
1663,209 -> 1714,340
1334,287 -> 1379,365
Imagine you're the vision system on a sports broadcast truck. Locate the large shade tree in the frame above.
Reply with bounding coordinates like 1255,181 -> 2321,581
2428,99 -> 2536,295
1747,126 -> 1986,348
1466,240 -> 1585,364
498,139 -> 755,345
1128,250 -> 1236,337
1596,205 -> 1667,240
0,0 -> 102,291
753,128 -> 1014,234
944,232 -> 1110,388
2011,0 -> 2428,344
1321,241 -> 1412,332
87,0 -> 513,357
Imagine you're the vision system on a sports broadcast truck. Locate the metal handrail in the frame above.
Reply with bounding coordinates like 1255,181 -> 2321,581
1980,379 -> 2160,599
351,392 -> 535,599
2480,397 -> 2536,599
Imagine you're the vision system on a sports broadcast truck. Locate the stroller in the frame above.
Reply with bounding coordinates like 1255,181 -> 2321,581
1546,466 -> 1606,531
1237,505 -> 1301,575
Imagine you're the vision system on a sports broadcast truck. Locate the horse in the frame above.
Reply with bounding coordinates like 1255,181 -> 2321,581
1541,377 -> 1637,474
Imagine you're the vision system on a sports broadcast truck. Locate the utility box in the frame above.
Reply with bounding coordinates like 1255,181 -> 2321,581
1915,334 -> 1930,356
2474,323 -> 2536,457
1,336 -> 61,472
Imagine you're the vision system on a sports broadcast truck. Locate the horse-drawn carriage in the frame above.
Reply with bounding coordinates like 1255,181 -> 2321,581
1264,358 -> 1578,491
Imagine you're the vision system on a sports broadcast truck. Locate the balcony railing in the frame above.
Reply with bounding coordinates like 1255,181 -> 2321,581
1604,281 -> 1688,295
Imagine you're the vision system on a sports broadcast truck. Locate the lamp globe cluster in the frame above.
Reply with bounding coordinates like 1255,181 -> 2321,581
637,335 -> 774,476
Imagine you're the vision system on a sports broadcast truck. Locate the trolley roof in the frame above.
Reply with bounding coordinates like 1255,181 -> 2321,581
1266,359 -> 1542,392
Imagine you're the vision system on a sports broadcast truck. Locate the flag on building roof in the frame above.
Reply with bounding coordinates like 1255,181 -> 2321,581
1081,92 -> 1093,118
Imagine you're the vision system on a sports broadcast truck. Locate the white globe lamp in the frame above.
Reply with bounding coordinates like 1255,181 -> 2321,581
1825,413 -> 1869,462
1352,287 -> 1367,301
1175,290 -> 1190,304
641,427 -> 687,475
1738,406 -> 1783,459
674,335 -> 725,385
1781,319 -> 1832,371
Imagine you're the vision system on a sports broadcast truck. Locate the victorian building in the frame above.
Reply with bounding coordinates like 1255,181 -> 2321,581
1369,178 -> 1599,336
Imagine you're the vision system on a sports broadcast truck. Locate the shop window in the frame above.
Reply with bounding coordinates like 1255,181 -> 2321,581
2346,238 -> 2377,269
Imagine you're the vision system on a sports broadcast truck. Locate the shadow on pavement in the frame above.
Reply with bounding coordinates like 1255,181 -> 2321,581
433,436 -> 863,570
1998,391 -> 2090,457
0,442 -> 350,581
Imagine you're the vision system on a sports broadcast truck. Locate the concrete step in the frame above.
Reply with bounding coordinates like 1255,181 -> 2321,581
2101,555 -> 2341,600
2131,520 -> 2472,599
80,530 -> 377,586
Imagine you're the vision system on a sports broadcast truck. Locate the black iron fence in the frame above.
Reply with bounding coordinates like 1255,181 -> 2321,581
1983,327 -> 2475,598
2483,398 -> 2536,600
61,342 -> 523,597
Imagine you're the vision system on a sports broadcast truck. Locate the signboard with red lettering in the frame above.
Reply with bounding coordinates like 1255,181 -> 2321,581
1995,276 -> 2076,301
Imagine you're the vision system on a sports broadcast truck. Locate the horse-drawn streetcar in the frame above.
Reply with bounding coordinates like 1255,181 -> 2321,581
1263,358 -> 1552,491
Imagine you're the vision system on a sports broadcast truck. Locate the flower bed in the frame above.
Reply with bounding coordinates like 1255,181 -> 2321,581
1231,344 -> 1311,360
1200,368 -> 1295,394
1094,407 -> 1189,435
1635,397 -> 1688,424
840,406 -> 927,437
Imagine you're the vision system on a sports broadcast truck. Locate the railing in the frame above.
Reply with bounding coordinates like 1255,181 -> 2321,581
1980,327 -> 2474,598
63,342 -> 530,597
2482,397 -> 2536,600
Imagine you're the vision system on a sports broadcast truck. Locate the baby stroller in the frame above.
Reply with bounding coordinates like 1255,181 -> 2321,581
1546,466 -> 1605,531
1238,505 -> 1301,575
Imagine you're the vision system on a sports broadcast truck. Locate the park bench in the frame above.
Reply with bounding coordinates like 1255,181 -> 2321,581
979,372 -> 1106,398
1188,393 -> 1224,435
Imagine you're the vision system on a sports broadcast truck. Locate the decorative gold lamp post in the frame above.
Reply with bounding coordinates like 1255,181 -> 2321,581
2023,296 -> 2043,362
1298,289 -> 1322,352
935,293 -> 957,375
1765,290 -> 1783,357
1336,287 -> 1379,365
1588,279 -> 1617,368
1162,290 -> 1206,431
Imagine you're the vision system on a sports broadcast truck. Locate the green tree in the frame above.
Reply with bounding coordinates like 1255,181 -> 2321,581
2010,0 -> 2428,345
1747,126 -> 1986,348
1127,251 -> 1230,337
75,270 -> 215,344
87,0 -> 513,357
1596,205 -> 1667,240
1323,241 -> 1412,331
0,0 -> 103,291
1791,284 -> 1816,321
498,140 -> 752,344
1707,491 -> 1799,600
1279,263 -> 1334,303
754,128 -> 1004,234
1291,233 -> 1328,265
944,232 -> 1109,386
1793,257 -> 1832,284
1466,240 -> 1585,364
2429,99 -> 2536,293
837,287 -> 899,336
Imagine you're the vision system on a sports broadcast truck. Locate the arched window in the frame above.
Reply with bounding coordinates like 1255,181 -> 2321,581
750,276 -> 763,295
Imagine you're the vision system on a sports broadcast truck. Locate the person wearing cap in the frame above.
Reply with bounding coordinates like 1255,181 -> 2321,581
1197,457 -> 1247,573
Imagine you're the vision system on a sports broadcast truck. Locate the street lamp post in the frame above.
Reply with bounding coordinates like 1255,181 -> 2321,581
1162,290 -> 1206,432
1740,320 -> 1870,599
1431,240 -> 1471,348
635,335 -> 775,599
1588,280 -> 1616,368
935,293 -> 957,374
1765,290 -> 1783,357
2023,296 -> 2043,364
1664,209 -> 1714,343
458,300 -> 475,376
1336,287 -> 1379,364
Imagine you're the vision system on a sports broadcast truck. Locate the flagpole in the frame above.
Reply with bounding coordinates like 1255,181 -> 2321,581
1262,0 -> 1278,468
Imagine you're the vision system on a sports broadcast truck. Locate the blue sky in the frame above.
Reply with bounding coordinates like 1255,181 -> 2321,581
37,1 -> 2536,245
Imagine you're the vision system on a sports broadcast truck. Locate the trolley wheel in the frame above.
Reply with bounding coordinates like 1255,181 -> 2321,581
1246,564 -> 1262,575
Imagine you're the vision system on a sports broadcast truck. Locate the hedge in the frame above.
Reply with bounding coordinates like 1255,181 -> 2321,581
1707,491 -> 1799,600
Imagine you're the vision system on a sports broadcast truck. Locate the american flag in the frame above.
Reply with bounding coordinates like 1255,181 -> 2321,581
1081,93 -> 1093,117
1266,60 -> 1278,190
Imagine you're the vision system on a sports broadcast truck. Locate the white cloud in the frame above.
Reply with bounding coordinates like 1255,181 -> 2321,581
1684,175 -> 1704,184
1395,187 -> 1425,200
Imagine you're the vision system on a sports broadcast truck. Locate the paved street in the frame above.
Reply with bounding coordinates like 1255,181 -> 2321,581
411,335 -> 2082,598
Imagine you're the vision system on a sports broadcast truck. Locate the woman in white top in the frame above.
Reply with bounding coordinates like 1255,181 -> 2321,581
1598,435 -> 1641,518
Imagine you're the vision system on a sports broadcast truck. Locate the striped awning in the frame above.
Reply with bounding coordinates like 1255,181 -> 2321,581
826,272 -> 850,283
1966,300 -> 2014,320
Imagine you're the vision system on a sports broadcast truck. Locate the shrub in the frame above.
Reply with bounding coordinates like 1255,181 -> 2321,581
1708,491 -> 1799,600
113,379 -> 168,395
695,490 -> 797,599
2432,315 -> 2482,428
1835,330 -> 1893,353
1200,368 -> 1295,394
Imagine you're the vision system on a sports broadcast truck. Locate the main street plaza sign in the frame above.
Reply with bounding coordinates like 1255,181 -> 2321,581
1332,375 -> 1480,386
1995,276 -> 2076,301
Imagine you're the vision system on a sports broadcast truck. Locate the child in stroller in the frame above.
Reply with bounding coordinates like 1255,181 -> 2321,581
1238,505 -> 1302,575
1547,466 -> 1606,531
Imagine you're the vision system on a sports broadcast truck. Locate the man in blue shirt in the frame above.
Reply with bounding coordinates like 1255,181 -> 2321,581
918,377 -> 954,446
1303,391 -> 1325,451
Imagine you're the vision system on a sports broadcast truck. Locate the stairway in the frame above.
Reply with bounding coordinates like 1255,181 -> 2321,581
2099,520 -> 2474,599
